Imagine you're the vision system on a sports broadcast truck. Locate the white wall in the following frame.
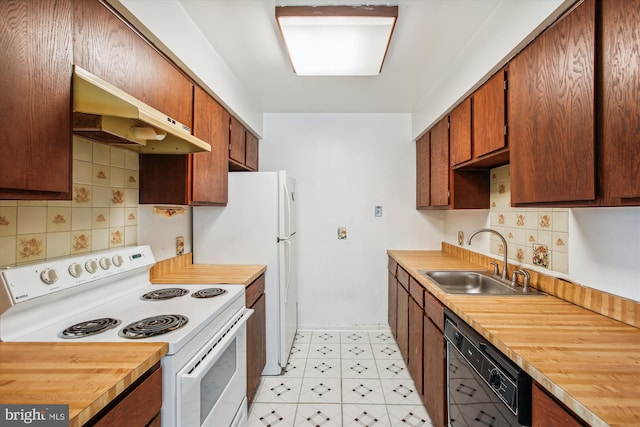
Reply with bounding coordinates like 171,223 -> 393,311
138,206 -> 192,262
261,113 -> 445,328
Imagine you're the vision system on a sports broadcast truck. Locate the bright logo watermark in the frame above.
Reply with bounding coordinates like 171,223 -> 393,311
1,405 -> 68,426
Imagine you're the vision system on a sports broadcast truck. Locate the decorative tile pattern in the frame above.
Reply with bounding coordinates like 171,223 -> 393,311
248,330 -> 433,427
489,164 -> 569,274
0,138 -> 139,267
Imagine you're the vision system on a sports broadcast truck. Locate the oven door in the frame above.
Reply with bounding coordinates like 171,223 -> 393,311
447,341 -> 520,427
177,308 -> 253,427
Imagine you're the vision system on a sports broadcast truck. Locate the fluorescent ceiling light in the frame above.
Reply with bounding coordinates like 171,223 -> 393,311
276,6 -> 398,76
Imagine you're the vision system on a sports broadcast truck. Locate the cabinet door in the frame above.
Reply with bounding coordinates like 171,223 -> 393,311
430,117 -> 450,207
0,0 -> 72,198
73,0 -> 193,128
532,383 -> 585,427
408,296 -> 424,396
449,98 -> 471,166
247,293 -> 266,403
229,116 -> 246,164
509,0 -> 595,204
396,285 -> 409,363
139,154 -> 189,205
191,86 -> 229,205
416,132 -> 431,208
388,270 -> 398,338
245,132 -> 259,171
472,68 -> 506,158
602,0 -> 640,201
423,316 -> 446,427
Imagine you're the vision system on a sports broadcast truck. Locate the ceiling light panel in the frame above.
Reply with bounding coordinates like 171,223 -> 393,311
276,6 -> 398,76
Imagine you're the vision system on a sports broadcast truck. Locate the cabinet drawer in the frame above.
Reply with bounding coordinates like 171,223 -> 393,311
93,365 -> 162,427
246,274 -> 265,308
397,267 -> 409,291
409,277 -> 424,309
425,291 -> 444,331
388,257 -> 398,276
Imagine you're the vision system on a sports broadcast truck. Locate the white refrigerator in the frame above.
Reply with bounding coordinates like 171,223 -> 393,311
192,171 -> 297,375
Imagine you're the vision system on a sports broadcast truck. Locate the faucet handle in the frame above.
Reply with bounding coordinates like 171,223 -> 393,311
489,262 -> 500,276
511,269 -> 531,291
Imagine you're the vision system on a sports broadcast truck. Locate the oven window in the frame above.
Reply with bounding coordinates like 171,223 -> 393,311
448,344 -> 517,427
200,337 -> 237,424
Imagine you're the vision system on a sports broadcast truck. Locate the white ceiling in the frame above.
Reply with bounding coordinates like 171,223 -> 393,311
177,0 -> 506,114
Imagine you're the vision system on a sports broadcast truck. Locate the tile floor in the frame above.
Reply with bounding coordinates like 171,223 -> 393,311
247,330 -> 434,427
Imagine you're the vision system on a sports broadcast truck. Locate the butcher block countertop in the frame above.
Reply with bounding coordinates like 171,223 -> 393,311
0,342 -> 167,427
149,253 -> 266,286
388,249 -> 640,427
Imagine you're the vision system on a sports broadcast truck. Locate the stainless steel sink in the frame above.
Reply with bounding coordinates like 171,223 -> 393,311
418,270 -> 544,296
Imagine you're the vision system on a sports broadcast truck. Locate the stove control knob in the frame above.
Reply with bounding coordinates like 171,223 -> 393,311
40,268 -> 59,285
99,257 -> 111,270
68,263 -> 83,278
112,254 -> 124,267
85,259 -> 98,274
489,370 -> 502,390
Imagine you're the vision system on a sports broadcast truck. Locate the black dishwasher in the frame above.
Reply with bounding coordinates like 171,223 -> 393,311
444,308 -> 532,427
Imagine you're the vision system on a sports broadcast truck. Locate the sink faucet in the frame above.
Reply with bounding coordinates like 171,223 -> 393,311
512,269 -> 531,292
467,228 -> 509,280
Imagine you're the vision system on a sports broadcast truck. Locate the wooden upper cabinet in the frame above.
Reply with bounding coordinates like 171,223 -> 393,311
191,86 -> 229,205
416,132 -> 431,209
601,0 -> 640,202
140,87 -> 229,205
430,117 -> 450,207
472,68 -> 507,158
245,132 -> 259,171
509,0 -> 595,205
0,0 -> 72,199
73,0 -> 193,129
449,98 -> 471,166
229,116 -> 246,165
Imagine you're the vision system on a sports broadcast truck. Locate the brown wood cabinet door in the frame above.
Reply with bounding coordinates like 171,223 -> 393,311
408,296 -> 424,396
396,285 -> 409,363
532,383 -> 585,427
430,117 -> 450,207
388,271 -> 398,338
0,0 -> 72,198
472,68 -> 506,158
449,98 -> 471,166
245,132 -> 259,171
229,116 -> 246,164
509,0 -> 595,204
247,293 -> 266,403
602,0 -> 640,201
423,316 -> 446,427
73,0 -> 193,128
139,154 -> 190,204
191,86 -> 229,205
416,132 -> 431,208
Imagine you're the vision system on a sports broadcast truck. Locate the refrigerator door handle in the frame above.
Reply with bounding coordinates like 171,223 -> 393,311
283,239 -> 291,303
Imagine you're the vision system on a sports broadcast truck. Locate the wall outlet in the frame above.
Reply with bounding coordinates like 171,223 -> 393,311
458,231 -> 464,246
374,205 -> 383,217
337,227 -> 347,240
176,236 -> 185,255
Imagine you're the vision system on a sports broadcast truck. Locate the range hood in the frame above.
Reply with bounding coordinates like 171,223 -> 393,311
72,65 -> 210,154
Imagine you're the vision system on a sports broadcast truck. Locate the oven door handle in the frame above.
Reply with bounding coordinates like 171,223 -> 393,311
180,308 -> 254,381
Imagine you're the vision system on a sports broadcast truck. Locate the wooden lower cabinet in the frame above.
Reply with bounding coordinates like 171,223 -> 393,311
91,364 -> 162,427
246,274 -> 266,404
396,284 -> 410,363
423,315 -> 446,427
532,383 -> 586,427
388,270 -> 398,338
408,295 -> 424,396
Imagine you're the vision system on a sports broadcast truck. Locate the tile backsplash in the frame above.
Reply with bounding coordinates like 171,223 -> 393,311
0,138 -> 139,267
489,165 -> 569,274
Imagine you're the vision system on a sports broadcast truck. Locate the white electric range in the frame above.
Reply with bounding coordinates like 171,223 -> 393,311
0,245 -> 252,427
